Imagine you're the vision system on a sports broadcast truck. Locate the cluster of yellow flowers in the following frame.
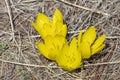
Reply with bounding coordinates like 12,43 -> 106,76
31,9 -> 106,71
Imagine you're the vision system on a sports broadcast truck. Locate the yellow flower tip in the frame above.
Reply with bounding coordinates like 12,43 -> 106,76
55,8 -> 63,18
91,34 -> 106,55
82,26 -> 96,45
92,44 -> 105,55
36,13 -> 50,24
31,20 -> 45,38
30,20 -> 36,28
101,34 -> 106,40
53,8 -> 63,24
92,34 -> 106,48
78,30 -> 83,46
62,24 -> 67,37
35,41 -> 39,45
70,37 -> 77,47
35,41 -> 50,59
90,25 -> 95,28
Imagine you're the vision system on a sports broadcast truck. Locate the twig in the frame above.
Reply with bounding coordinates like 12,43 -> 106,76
52,72 -> 68,78
0,59 -> 120,68
1,53 -> 4,77
0,59 -> 59,75
5,0 -> 15,41
59,0 -> 109,16
106,36 -> 120,39
84,61 -> 120,67
30,34 -> 120,39
0,59 -> 47,68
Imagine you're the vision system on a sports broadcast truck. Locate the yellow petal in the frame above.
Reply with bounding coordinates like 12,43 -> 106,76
52,9 -> 67,37
36,13 -> 50,35
91,34 -> 106,55
91,35 -> 106,48
80,40 -> 91,59
56,42 -> 69,70
62,24 -> 67,37
31,13 -> 52,39
82,26 -> 96,45
69,38 -> 82,70
69,37 -> 77,51
53,9 -> 63,25
36,41 -> 50,59
78,30 -> 83,47
36,13 -> 50,26
92,44 -> 105,55
31,20 -> 40,33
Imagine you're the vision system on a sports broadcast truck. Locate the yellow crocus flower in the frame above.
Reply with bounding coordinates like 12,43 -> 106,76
56,37 -> 82,71
31,8 -> 106,71
36,35 -> 67,60
31,9 -> 67,39
78,26 -> 106,59
31,13 -> 51,39
52,9 -> 67,37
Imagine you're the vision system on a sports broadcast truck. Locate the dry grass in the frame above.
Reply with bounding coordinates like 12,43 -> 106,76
0,0 -> 120,80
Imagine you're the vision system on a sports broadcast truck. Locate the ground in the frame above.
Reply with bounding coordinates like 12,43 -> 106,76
0,0 -> 120,80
